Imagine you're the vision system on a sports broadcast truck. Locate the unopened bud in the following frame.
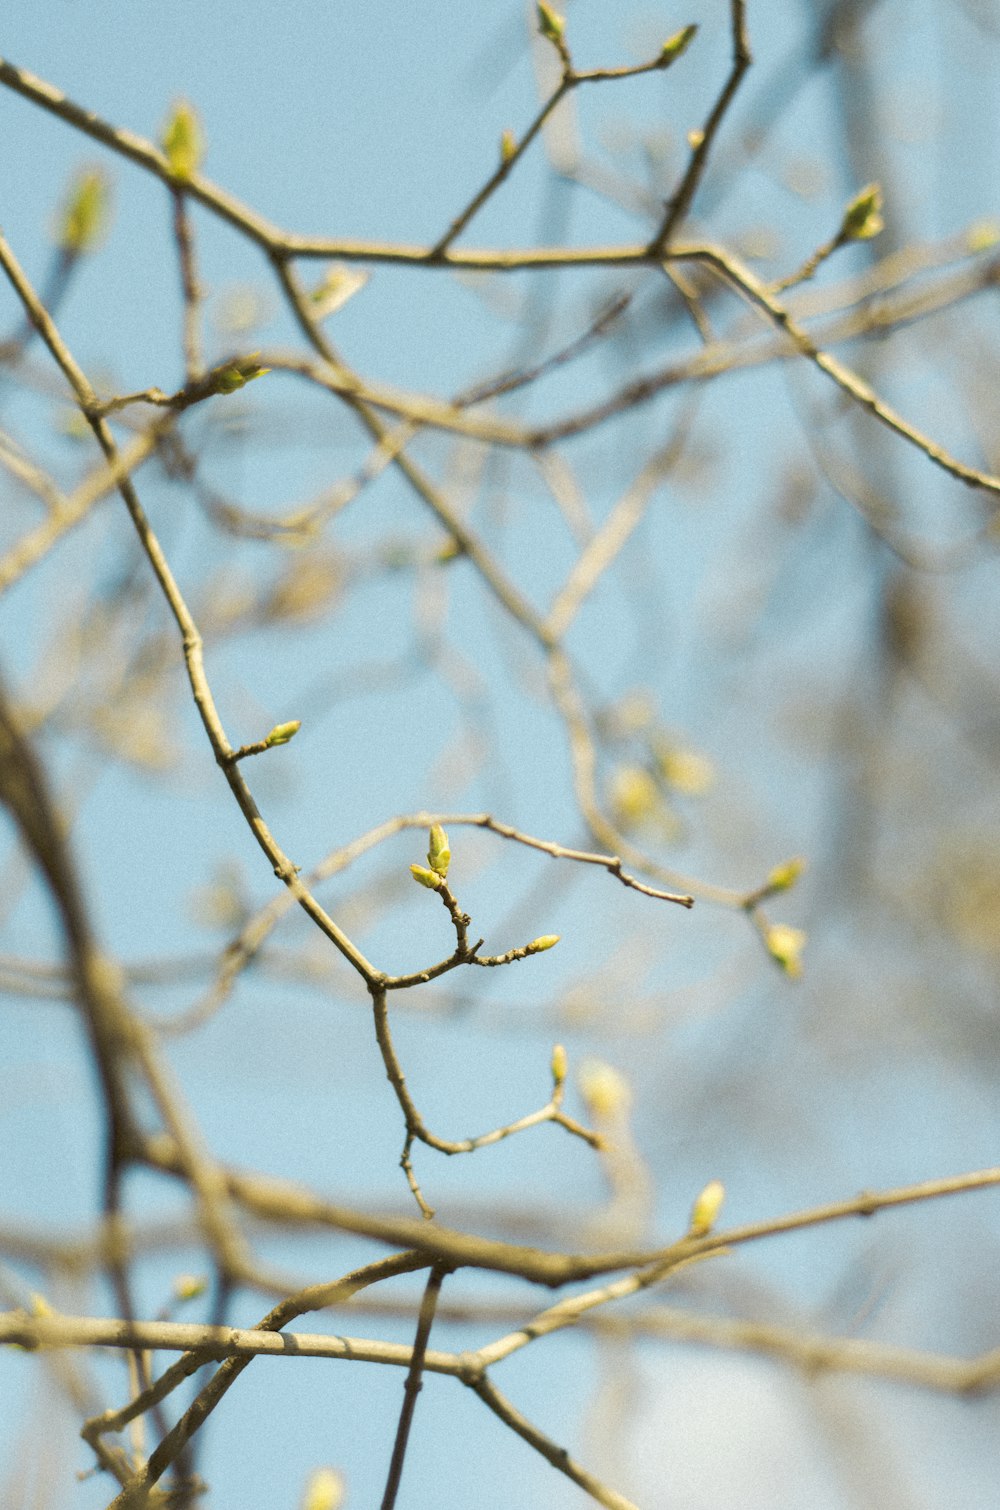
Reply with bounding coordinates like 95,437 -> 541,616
162,99 -> 204,181
172,1273 -> 208,1302
211,354 -> 270,394
537,2 -> 565,43
301,1468 -> 345,1510
427,824 -> 451,878
578,1059 -> 631,1121
967,218 -> 1000,254
609,764 -> 660,828
500,129 -> 517,165
689,1178 -> 725,1236
264,720 -> 301,748
765,857 -> 805,894
656,744 -> 714,795
57,169 -> 110,254
841,183 -> 884,242
528,934 -> 560,953
308,263 -> 369,320
765,923 -> 807,978
550,1043 -> 568,1085
660,24 -> 698,64
410,863 -> 443,890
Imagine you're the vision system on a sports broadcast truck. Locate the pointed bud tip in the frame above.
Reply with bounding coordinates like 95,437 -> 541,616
536,2 -> 565,42
264,720 -> 301,747
661,23 -> 698,63
841,183 -> 884,241
162,99 -> 205,181
689,1178 -> 725,1236
57,169 -> 110,254
765,923 -> 807,978
212,355 -> 271,394
578,1059 -> 631,1120
766,856 -> 806,893
427,824 -> 451,877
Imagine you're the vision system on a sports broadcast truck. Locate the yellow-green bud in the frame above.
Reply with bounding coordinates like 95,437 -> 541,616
660,23 -> 698,64
537,2 -> 565,42
528,934 -> 560,953
308,263 -> 369,320
29,1292 -> 55,1318
609,764 -> 660,828
840,182 -> 884,242
765,856 -> 806,894
172,1273 -> 208,1302
967,218 -> 1000,253
162,99 -> 204,181
689,1178 -> 725,1236
301,1468 -> 345,1510
578,1059 -> 631,1120
550,1043 -> 568,1085
500,129 -> 517,165
765,923 -> 807,978
264,720 -> 301,748
427,824 -> 451,878
57,169 -> 110,254
211,355 -> 271,394
655,744 -> 714,795
410,863 -> 443,890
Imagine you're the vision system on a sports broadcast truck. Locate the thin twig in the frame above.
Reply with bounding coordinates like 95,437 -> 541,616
381,1264 -> 448,1510
466,1372 -> 640,1510
650,1 -> 751,251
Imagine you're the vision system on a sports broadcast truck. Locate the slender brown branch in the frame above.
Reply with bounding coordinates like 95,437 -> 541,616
466,1372 -> 640,1510
170,188 -> 204,379
0,226 -> 383,991
381,1264 -> 448,1510
650,0 -> 751,251
137,1135 -> 1000,1287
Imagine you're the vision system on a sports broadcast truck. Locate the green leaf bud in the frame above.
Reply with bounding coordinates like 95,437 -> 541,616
655,742 -> 714,795
427,824 -> 451,878
765,923 -> 807,978
766,856 -> 806,894
609,764 -> 661,829
500,129 -> 517,165
550,1043 -> 568,1085
689,1178 -> 725,1236
578,1059 -> 631,1120
57,169 -> 110,254
162,99 -> 205,181
528,934 -> 560,952
172,1273 -> 208,1302
967,218 -> 1000,254
211,354 -> 271,394
660,23 -> 698,64
264,720 -> 301,748
536,2 -> 565,43
410,863 -> 443,890
840,183 -> 884,242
